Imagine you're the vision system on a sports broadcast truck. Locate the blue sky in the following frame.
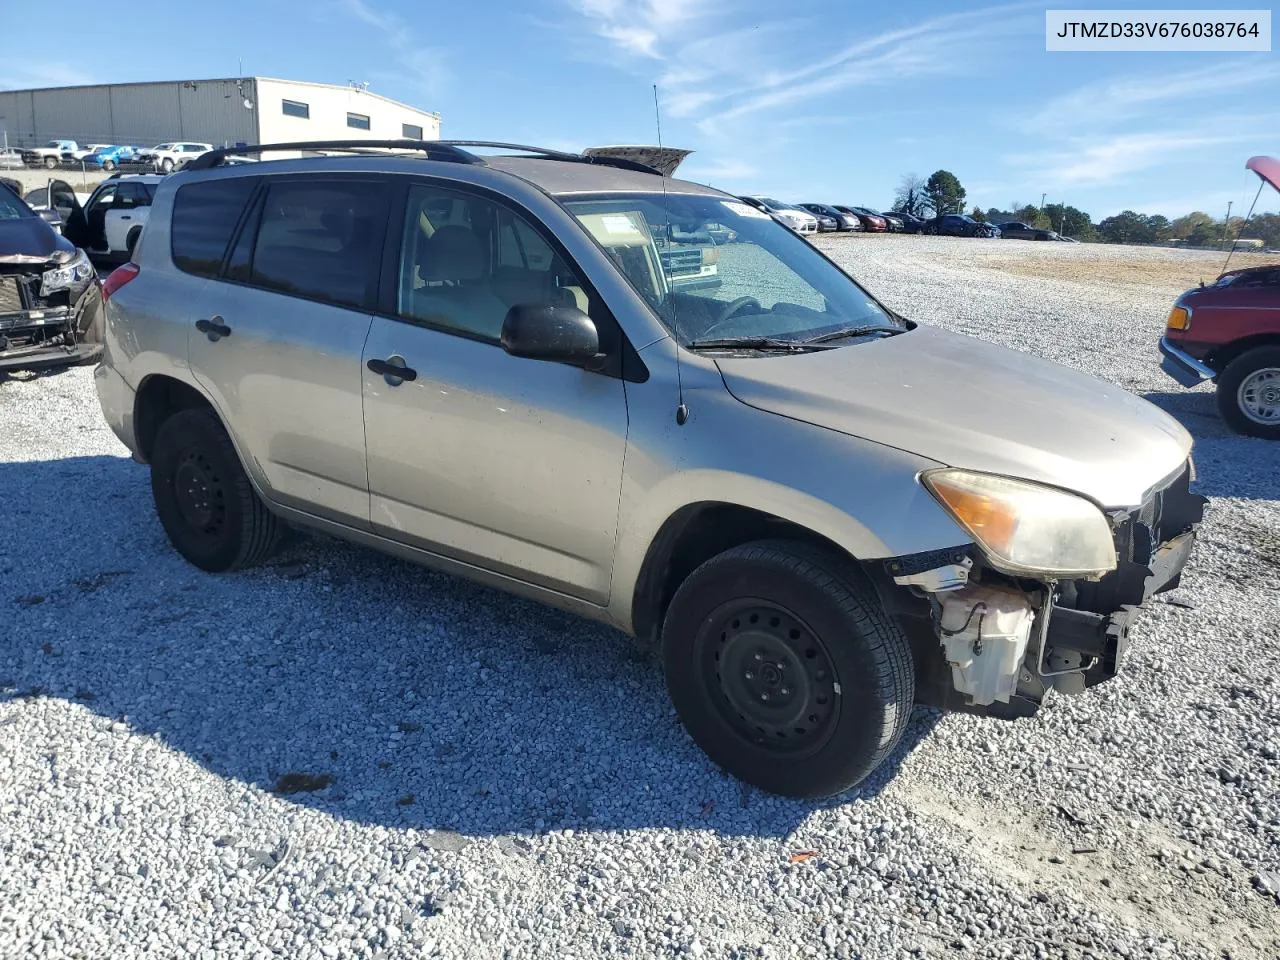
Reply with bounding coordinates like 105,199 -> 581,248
3,0 -> 1277,220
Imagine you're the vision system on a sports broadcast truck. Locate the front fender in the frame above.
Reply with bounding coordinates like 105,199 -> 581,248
608,342 -> 971,631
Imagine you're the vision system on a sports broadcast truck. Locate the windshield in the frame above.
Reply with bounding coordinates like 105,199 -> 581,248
0,188 -> 33,221
563,192 -> 902,346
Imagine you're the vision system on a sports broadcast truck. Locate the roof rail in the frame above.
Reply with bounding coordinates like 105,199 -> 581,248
184,138 -> 669,177
185,139 -> 484,171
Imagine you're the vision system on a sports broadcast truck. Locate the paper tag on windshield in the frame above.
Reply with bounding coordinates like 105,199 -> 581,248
721,201 -> 770,220
601,214 -> 640,235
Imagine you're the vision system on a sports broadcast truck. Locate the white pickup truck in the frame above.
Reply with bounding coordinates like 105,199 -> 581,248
22,140 -> 79,168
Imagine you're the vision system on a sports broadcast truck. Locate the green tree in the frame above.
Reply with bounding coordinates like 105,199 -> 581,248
971,206 -> 987,222
924,170 -> 966,216
1239,212 -> 1280,249
892,173 -> 928,217
1171,211 -> 1215,240
1043,203 -> 1095,239
1098,210 -> 1153,244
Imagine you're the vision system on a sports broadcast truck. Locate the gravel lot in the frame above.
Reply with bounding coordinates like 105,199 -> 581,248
2,236 -> 1277,959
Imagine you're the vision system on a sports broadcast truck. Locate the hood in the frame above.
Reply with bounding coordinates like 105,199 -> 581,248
715,324 -> 1191,507
0,216 -> 74,261
582,145 -> 692,177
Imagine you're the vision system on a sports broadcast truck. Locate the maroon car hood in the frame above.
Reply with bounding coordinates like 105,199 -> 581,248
1247,155 -> 1280,195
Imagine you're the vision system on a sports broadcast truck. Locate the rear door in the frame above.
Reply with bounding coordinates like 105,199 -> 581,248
182,174 -> 389,527
104,181 -> 149,253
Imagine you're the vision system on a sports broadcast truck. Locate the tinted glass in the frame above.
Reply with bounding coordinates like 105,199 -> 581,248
0,188 -> 31,221
347,113 -> 371,130
250,179 -> 389,309
403,123 -> 423,139
397,184 -> 586,341
282,99 -> 310,119
172,177 -> 259,277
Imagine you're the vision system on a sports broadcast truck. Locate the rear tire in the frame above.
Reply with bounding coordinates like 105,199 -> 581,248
662,540 -> 915,798
102,160 -> 115,172
1216,346 -> 1280,439
161,157 -> 174,173
44,156 -> 57,169
150,408 -> 282,571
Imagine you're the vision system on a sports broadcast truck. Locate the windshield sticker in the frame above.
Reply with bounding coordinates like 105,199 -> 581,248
721,201 -> 771,220
601,214 -> 642,235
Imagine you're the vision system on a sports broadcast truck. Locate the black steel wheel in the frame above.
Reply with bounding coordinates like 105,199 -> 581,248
150,407 -> 281,572
663,540 -> 915,798
695,600 -> 839,758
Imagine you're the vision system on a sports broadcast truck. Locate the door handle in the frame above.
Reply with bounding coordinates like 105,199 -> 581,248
120,215 -> 131,220
367,357 -> 418,384
195,316 -> 232,340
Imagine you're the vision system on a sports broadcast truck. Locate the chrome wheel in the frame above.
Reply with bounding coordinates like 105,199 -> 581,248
1237,367 -> 1280,426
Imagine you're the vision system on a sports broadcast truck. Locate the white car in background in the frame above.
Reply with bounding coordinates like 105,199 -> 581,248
137,142 -> 214,173
741,196 -> 819,235
26,174 -> 163,262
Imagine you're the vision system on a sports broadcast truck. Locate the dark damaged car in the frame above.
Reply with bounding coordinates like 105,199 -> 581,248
0,184 -> 103,371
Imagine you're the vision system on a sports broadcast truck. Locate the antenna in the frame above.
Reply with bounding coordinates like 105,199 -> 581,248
654,83 -> 689,426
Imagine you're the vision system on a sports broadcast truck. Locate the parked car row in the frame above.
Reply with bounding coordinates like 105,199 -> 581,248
13,139 -> 215,173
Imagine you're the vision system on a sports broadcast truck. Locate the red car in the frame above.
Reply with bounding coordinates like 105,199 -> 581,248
1159,155 -> 1280,439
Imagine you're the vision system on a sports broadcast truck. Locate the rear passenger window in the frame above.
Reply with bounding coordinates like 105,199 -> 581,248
249,180 -> 389,309
172,177 -> 260,278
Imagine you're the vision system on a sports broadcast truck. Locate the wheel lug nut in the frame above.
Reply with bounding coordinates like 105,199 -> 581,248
744,671 -> 754,680
760,692 -> 770,701
753,652 -> 763,662
780,687 -> 789,695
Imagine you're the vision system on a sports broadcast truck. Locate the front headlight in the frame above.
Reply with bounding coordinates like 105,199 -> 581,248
41,249 -> 94,294
922,469 -> 1116,577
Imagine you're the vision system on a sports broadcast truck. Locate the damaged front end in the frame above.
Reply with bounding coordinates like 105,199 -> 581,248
880,462 -> 1206,718
0,249 -> 103,372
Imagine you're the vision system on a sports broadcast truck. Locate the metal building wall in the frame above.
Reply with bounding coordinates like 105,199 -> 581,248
0,79 -> 260,149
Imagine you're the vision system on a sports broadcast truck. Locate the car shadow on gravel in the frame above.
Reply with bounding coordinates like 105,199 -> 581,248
1,454 -> 941,845
1143,390 -> 1280,501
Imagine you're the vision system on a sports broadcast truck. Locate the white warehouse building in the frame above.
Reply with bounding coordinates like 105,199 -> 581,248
0,77 -> 441,151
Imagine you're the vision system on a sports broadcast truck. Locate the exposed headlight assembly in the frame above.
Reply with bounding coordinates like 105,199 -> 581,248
922,469 -> 1117,577
41,249 -> 94,294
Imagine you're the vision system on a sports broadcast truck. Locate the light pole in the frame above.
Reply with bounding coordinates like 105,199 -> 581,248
1221,201 -> 1233,249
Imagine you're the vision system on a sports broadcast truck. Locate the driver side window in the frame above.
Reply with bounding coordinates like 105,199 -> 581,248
396,184 -> 589,342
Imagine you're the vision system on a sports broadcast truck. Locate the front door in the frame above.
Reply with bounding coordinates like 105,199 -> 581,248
184,174 -> 390,528
361,182 -> 629,603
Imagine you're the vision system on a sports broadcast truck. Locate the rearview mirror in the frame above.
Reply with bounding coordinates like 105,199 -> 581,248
501,303 -> 602,369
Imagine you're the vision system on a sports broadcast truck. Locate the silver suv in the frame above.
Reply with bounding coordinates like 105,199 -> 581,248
95,140 -> 1205,798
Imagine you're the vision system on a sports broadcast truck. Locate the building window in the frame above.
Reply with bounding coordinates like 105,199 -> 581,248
347,112 -> 371,130
282,99 -> 310,119
402,123 -> 423,139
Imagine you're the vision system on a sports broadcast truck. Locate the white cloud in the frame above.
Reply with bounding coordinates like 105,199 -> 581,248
1009,130 -> 1260,188
338,0 -> 451,101
0,62 -> 96,91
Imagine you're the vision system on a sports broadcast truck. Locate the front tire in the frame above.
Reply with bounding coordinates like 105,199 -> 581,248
44,156 -> 57,169
150,408 -> 282,571
662,540 -> 915,798
161,157 -> 174,173
102,160 -> 115,172
1216,346 -> 1280,439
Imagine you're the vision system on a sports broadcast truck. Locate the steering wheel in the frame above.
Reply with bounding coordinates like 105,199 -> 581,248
700,297 -> 763,338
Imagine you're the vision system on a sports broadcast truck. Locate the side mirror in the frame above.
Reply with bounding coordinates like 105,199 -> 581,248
501,303 -> 603,369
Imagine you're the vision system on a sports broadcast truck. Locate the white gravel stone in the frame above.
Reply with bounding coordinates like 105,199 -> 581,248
1,236 -> 1277,959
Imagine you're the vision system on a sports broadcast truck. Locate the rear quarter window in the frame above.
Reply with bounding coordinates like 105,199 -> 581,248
171,177 -> 259,278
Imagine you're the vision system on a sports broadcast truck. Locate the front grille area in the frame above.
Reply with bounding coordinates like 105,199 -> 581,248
0,277 -> 21,313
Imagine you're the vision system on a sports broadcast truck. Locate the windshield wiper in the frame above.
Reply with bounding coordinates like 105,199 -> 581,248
685,336 -> 838,351
800,325 -> 902,345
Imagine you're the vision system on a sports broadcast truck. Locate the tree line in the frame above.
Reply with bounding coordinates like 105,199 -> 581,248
891,170 -> 1278,247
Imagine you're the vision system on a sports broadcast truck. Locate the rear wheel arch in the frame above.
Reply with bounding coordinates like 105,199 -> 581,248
629,502 -> 867,647
133,374 -> 214,463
